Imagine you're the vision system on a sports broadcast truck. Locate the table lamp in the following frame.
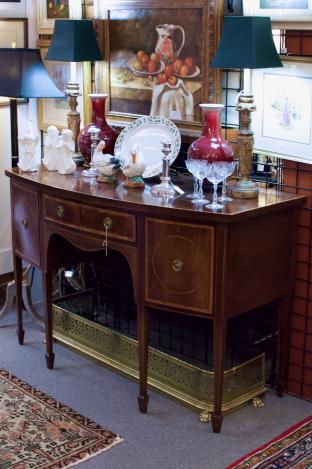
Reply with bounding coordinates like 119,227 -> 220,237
0,48 -> 64,167
46,19 -> 103,155
211,16 -> 282,198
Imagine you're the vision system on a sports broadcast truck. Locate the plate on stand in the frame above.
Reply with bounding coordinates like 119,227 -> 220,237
114,116 -> 181,178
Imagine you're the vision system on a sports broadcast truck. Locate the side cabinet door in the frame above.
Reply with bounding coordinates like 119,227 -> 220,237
12,183 -> 40,266
145,218 -> 214,315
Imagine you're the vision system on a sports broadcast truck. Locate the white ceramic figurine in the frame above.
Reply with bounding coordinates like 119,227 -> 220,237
122,144 -> 145,188
93,140 -> 120,183
56,129 -> 76,175
18,131 -> 39,172
42,125 -> 60,171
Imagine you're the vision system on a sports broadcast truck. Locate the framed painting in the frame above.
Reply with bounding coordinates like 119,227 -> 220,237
37,40 -> 84,131
243,0 -> 312,23
92,0 -> 222,136
0,18 -> 28,107
36,0 -> 82,34
252,57 -> 312,164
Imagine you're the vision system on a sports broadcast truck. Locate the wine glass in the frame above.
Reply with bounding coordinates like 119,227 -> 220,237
186,176 -> 199,199
217,161 -> 237,203
204,162 -> 229,210
185,160 -> 207,205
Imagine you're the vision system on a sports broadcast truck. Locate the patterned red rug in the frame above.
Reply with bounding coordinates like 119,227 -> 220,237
227,414 -> 312,468
0,368 -> 122,468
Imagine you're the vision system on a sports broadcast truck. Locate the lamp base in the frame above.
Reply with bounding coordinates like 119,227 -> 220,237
231,179 -> 259,199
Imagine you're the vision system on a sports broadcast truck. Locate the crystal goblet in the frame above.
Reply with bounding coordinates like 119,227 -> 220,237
204,162 -> 230,210
185,159 -> 207,205
217,161 -> 237,203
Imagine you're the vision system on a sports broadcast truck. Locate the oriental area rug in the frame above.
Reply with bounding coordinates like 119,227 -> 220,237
0,367 -> 122,468
227,414 -> 312,468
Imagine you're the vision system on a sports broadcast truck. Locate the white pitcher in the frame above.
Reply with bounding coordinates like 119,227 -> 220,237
155,24 -> 185,63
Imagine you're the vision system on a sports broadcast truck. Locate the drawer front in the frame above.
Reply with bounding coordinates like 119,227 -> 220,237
145,219 -> 214,314
12,184 -> 40,265
43,196 -> 136,242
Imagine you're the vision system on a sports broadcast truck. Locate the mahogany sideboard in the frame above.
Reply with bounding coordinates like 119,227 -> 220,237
5,167 -> 306,433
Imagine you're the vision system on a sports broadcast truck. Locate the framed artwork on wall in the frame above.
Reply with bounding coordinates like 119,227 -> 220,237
37,40 -> 83,130
243,0 -> 312,23
0,18 -> 28,106
36,0 -> 82,34
252,57 -> 312,164
91,0 -> 222,136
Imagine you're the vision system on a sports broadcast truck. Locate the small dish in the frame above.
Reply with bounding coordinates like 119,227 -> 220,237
114,116 -> 181,178
127,57 -> 165,77
174,65 -> 201,79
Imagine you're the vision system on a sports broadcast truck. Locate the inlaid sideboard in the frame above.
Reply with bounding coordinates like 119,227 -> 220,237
5,167 -> 306,432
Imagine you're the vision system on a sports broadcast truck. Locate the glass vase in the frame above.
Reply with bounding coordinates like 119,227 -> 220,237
187,104 -> 234,163
78,93 -> 117,164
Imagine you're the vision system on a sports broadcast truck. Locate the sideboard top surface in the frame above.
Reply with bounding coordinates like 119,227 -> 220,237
5,167 -> 306,223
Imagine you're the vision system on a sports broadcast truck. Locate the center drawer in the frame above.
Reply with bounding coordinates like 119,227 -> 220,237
43,195 -> 136,242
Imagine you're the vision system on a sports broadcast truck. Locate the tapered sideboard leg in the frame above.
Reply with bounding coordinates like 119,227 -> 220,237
13,254 -> 24,345
212,318 -> 227,433
42,271 -> 54,369
137,304 -> 149,413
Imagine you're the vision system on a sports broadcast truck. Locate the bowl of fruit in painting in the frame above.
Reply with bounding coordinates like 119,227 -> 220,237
127,50 -> 165,76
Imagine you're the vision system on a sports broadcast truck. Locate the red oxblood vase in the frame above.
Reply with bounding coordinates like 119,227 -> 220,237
187,104 -> 234,162
78,93 -> 117,164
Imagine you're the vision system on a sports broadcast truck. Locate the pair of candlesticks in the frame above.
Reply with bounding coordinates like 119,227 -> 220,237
84,125 -> 178,197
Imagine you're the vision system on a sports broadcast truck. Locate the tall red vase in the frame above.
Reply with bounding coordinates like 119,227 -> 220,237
187,104 -> 234,162
78,93 -> 117,164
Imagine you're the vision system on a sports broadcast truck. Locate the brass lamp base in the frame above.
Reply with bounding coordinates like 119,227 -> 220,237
232,180 -> 259,199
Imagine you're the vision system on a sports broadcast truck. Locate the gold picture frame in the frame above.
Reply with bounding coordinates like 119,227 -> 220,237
87,0 -> 222,137
36,0 -> 82,34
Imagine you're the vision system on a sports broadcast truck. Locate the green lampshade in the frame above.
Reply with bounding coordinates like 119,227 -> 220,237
211,16 -> 282,69
46,19 -> 103,62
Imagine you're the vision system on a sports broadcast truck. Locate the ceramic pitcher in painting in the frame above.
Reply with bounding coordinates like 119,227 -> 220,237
155,24 -> 185,63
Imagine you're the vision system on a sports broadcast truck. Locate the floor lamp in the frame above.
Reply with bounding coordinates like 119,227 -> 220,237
0,48 -> 64,326
211,16 -> 282,199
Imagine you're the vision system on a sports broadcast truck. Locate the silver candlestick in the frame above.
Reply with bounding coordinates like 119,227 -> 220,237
81,125 -> 101,178
151,142 -> 176,196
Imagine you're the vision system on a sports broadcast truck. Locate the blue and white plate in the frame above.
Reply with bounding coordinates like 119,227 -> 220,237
114,116 -> 181,178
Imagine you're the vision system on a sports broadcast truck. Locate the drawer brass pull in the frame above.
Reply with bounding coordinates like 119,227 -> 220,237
57,204 -> 65,218
103,217 -> 113,230
172,259 -> 183,272
21,218 -> 29,229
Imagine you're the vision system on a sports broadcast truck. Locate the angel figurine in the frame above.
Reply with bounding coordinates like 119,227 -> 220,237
122,144 -> 145,188
92,140 -> 120,183
56,129 -> 76,175
17,131 -> 39,172
42,125 -> 60,171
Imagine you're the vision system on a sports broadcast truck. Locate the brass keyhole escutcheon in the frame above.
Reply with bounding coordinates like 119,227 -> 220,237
172,259 -> 183,272
103,217 -> 113,230
21,218 -> 29,229
57,204 -> 65,218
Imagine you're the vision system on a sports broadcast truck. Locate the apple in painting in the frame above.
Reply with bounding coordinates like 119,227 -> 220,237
147,60 -> 158,73
167,75 -> 178,86
180,64 -> 190,76
141,54 -> 150,69
136,50 -> 145,61
164,64 -> 174,77
184,56 -> 194,68
173,59 -> 183,74
150,52 -> 160,63
133,60 -> 143,71
156,72 -> 167,85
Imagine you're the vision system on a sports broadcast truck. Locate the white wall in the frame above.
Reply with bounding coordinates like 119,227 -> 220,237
0,0 -> 39,275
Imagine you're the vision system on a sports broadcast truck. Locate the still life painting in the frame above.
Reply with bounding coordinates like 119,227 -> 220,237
47,0 -> 69,19
108,8 -> 203,123
252,60 -> 312,164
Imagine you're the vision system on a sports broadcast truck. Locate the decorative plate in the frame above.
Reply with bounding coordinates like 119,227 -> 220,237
114,116 -> 181,178
127,57 -> 165,77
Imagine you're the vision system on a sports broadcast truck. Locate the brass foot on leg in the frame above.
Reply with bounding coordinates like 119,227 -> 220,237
199,410 -> 212,423
17,328 -> 24,345
251,397 -> 264,408
45,352 -> 55,370
211,413 -> 223,433
137,393 -> 149,413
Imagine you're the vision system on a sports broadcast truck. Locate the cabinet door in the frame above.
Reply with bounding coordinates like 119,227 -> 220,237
145,219 -> 214,314
12,183 -> 40,266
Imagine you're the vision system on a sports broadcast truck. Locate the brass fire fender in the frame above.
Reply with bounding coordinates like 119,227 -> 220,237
53,304 -> 267,416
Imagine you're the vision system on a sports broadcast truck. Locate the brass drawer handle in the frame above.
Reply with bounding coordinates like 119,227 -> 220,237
57,204 -> 65,218
103,217 -> 113,230
172,259 -> 183,273
21,218 -> 29,229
